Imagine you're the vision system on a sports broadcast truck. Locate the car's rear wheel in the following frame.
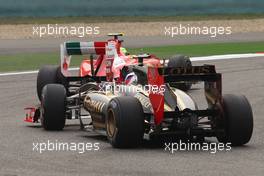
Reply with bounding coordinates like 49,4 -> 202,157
41,84 -> 66,130
106,96 -> 144,148
167,55 -> 192,91
37,66 -> 67,101
217,94 -> 253,146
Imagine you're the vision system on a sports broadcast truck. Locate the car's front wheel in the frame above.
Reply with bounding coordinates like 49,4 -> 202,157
41,84 -> 66,130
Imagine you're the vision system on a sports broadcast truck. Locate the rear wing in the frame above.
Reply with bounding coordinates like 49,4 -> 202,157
60,41 -> 106,76
160,65 -> 221,82
147,65 -> 222,125
60,40 -> 121,76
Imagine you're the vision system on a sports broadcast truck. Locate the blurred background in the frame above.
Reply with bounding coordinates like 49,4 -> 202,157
0,0 -> 264,17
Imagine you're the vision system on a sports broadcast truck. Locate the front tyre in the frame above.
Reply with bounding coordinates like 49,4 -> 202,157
41,84 -> 66,131
106,96 -> 144,148
217,94 -> 253,146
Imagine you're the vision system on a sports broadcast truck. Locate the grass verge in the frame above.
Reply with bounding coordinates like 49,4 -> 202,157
0,41 -> 264,72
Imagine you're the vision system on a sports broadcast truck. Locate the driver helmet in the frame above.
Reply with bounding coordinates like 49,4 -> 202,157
124,72 -> 138,85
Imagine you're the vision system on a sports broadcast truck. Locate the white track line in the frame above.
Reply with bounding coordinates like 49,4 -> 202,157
190,53 -> 264,62
0,70 -> 39,76
1,53 -> 264,77
0,68 -> 79,76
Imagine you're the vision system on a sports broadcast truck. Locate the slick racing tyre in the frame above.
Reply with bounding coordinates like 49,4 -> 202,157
217,94 -> 253,146
167,55 -> 192,91
106,96 -> 144,148
37,66 -> 67,101
41,84 -> 66,131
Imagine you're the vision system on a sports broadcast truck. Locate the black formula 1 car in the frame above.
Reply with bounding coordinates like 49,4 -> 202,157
25,52 -> 253,148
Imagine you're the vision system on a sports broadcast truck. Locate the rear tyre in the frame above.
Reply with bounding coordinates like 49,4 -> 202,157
167,55 -> 192,91
106,96 -> 144,148
217,94 -> 253,146
37,66 -> 67,101
41,84 -> 66,131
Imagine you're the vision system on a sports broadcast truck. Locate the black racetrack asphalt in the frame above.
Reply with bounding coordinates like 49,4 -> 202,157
0,56 -> 264,176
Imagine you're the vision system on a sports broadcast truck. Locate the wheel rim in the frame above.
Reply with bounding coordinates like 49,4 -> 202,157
107,109 -> 116,138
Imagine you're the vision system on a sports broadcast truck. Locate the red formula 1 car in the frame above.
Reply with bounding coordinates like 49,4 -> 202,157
35,33 -> 192,101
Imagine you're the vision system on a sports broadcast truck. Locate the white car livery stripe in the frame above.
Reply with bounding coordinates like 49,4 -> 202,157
80,42 -> 96,55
